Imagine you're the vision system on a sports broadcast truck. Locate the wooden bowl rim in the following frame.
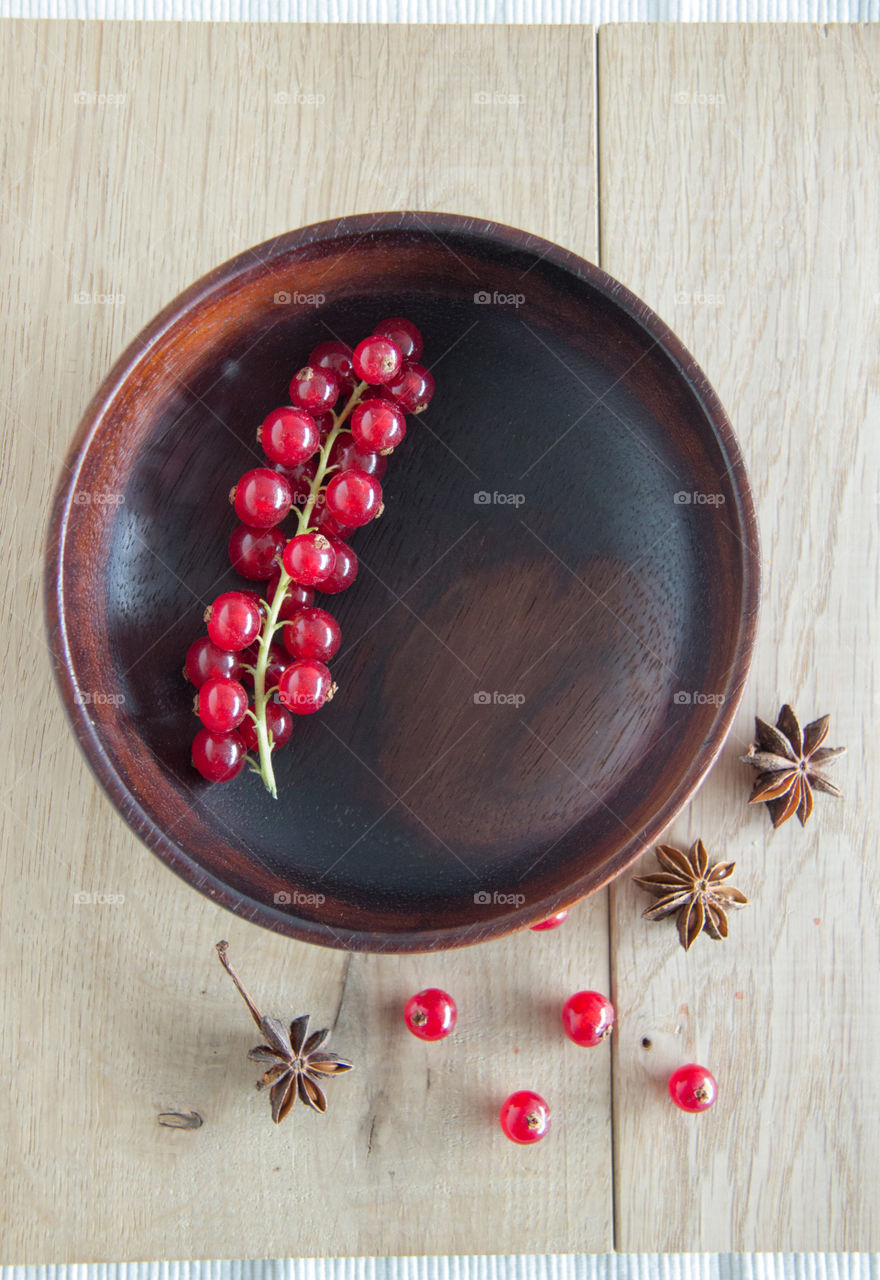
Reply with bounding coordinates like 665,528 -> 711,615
45,210 -> 761,952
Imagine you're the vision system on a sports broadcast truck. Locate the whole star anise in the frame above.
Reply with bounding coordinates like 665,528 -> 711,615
741,704 -> 845,827
216,941 -> 352,1123
633,840 -> 749,951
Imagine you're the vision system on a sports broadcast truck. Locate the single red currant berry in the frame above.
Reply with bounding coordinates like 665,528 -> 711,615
232,468 -> 293,529
259,407 -> 320,467
500,1091 -> 551,1145
317,539 -> 358,593
289,365 -> 339,413
403,988 -> 457,1041
282,533 -> 337,586
191,728 -> 246,782
352,335 -> 402,385
266,573 -> 315,615
351,399 -> 406,453
283,606 -> 342,662
195,676 -> 249,733
228,524 -> 285,581
530,909 -> 570,932
309,340 -> 356,397
312,410 -> 334,440
324,469 -> 383,527
184,637 -> 242,688
386,362 -> 434,414
206,591 -> 263,651
278,658 -> 335,715
312,504 -> 358,541
668,1064 -> 718,1113
239,701 -> 293,752
373,316 -> 423,361
328,434 -> 387,480
562,991 -> 615,1047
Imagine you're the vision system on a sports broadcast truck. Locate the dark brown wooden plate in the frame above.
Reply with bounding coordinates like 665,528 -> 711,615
45,212 -> 760,951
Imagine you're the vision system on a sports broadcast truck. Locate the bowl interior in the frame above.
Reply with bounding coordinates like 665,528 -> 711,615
50,216 -> 758,950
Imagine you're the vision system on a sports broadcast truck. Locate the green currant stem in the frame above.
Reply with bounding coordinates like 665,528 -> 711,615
251,380 -> 368,797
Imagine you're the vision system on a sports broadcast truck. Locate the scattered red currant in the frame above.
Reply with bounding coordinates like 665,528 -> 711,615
309,340 -> 356,398
228,524 -> 285,581
530,910 -> 570,931
352,335 -> 402,385
562,991 -> 615,1047
278,659 -> 335,715
192,727 -> 246,782
283,606 -> 342,662
231,468 -> 293,529
206,591 -> 263,651
282,533 -> 337,586
386,362 -> 434,414
184,636 -> 242,688
259,406 -> 320,467
403,988 -> 457,1041
289,365 -> 339,413
668,1063 -> 717,1113
324,470 -> 383,527
351,399 -> 406,453
500,1090 -> 551,1145
195,676 -> 249,733
317,539 -> 358,593
239,700 -> 293,752
373,317 -> 423,361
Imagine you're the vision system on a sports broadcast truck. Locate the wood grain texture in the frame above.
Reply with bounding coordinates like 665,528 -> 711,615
599,24 -> 880,1252
0,21 -> 611,1262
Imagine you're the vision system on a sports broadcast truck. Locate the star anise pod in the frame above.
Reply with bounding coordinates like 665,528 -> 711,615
216,941 -> 352,1123
633,840 -> 749,951
740,704 -> 845,827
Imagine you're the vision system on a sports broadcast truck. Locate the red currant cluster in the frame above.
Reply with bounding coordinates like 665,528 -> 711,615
184,319 -> 433,796
403,909 -> 717,1144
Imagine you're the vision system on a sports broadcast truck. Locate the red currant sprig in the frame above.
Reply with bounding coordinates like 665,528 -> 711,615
189,319 -> 427,797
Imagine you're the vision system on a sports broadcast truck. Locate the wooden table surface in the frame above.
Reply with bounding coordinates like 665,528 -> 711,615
1,19 -> 878,1262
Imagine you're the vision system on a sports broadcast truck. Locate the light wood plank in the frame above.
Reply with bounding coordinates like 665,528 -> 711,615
0,21 -> 607,1262
599,23 -> 880,1251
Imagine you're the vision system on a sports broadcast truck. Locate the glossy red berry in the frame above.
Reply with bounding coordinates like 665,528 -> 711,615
309,340 -> 356,397
530,909 -> 570,932
228,524 -> 285,581
282,533 -> 337,586
278,659 -> 334,715
259,406 -> 320,467
324,469 -> 383,527
668,1064 -> 717,1113
562,991 -> 615,1047
206,591 -> 262,651
289,365 -> 339,413
351,399 -> 406,453
373,317 -> 423,361
232,468 -> 292,529
184,637 -> 242,688
239,640 -> 288,689
317,539 -> 358,593
352,335 -> 402,385
500,1090 -> 551,1145
386,362 -> 434,414
195,676 -> 249,733
327,434 -> 387,480
283,606 -> 341,662
266,573 -> 314,616
192,728 -> 246,782
312,504 -> 358,541
239,701 -> 293,752
403,988 -> 457,1041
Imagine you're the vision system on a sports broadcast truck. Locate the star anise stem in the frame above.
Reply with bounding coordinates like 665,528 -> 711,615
216,939 -> 264,1031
